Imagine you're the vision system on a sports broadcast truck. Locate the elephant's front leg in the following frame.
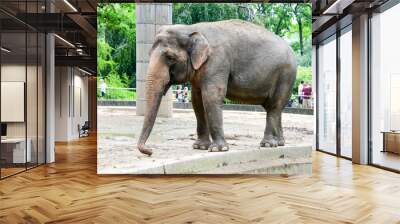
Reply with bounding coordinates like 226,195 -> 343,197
202,85 -> 229,152
191,88 -> 211,150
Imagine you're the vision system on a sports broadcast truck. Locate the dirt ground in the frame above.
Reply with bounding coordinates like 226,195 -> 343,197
97,106 -> 314,173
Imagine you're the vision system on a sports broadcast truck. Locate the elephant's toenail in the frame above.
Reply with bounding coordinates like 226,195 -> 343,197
221,146 -> 228,151
209,146 -> 217,152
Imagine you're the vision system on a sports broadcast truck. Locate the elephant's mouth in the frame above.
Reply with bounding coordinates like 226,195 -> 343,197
162,82 -> 171,96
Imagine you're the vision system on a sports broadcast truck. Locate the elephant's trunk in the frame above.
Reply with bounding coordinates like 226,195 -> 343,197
137,53 -> 170,156
137,84 -> 163,156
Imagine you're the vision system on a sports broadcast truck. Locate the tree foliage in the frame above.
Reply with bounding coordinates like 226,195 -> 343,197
97,3 -> 136,88
97,3 -> 312,91
174,3 -> 312,67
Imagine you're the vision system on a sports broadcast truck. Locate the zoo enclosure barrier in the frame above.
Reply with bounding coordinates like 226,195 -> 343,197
97,87 -> 314,109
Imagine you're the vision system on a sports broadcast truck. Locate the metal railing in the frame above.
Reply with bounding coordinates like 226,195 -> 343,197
97,88 -> 313,109
288,94 -> 314,109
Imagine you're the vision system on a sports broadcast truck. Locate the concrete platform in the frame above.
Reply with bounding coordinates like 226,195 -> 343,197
99,145 -> 312,175
97,106 -> 314,175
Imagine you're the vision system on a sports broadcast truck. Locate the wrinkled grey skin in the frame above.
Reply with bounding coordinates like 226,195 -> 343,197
137,19 -> 297,156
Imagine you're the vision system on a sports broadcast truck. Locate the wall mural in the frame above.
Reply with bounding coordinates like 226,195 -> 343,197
97,3 -> 313,175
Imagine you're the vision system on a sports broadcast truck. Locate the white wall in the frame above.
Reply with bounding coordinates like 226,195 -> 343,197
71,72 -> 89,138
55,67 -> 89,141
55,66 -> 69,141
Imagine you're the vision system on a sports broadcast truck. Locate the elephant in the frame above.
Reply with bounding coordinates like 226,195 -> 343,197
137,19 -> 297,156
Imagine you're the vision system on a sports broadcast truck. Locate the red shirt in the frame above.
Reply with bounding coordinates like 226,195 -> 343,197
302,85 -> 312,99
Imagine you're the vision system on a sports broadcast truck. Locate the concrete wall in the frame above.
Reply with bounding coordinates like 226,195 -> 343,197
136,3 -> 173,117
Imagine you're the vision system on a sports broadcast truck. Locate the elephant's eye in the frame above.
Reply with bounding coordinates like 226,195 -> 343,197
164,53 -> 177,65
169,64 -> 176,76
165,53 -> 175,60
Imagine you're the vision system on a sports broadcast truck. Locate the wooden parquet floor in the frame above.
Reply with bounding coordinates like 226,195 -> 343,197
1,135 -> 400,224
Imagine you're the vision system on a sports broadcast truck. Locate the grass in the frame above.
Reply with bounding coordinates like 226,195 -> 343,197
98,89 -> 136,101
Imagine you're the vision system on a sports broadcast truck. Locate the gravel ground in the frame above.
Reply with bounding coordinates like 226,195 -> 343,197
97,106 -> 314,173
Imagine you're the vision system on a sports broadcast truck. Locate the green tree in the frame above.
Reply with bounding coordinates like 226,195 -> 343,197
173,3 -> 311,66
97,3 -> 136,88
173,3 -> 247,24
253,4 -> 293,37
291,4 -> 312,56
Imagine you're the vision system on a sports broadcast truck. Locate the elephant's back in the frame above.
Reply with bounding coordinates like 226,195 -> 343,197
194,20 -> 294,66
194,20 -> 289,48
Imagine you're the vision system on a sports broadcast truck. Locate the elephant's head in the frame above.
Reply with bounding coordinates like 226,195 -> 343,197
137,26 -> 211,156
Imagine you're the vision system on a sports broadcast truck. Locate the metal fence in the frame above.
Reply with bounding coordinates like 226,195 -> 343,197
97,88 -> 313,109
288,94 -> 314,109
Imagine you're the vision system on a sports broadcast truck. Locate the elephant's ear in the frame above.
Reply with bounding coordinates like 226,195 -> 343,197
189,32 -> 210,70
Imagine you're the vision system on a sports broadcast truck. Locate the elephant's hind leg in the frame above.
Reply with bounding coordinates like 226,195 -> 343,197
261,77 -> 292,148
191,88 -> 211,150
260,107 -> 284,147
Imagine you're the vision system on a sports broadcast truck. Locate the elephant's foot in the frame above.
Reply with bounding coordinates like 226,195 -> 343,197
260,136 -> 279,148
193,139 -> 211,150
208,142 -> 229,152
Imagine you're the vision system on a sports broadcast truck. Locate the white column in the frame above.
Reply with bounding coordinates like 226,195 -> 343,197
352,14 -> 369,164
136,3 -> 173,117
46,32 -> 55,163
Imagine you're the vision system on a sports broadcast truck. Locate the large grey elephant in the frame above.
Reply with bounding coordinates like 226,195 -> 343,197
137,19 -> 297,156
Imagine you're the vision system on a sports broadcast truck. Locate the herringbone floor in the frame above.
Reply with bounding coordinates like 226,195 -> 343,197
1,136 -> 400,224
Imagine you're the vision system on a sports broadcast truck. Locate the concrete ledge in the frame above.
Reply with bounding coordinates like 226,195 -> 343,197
99,145 -> 312,175
98,100 -> 136,107
173,102 -> 313,115
97,100 -> 313,115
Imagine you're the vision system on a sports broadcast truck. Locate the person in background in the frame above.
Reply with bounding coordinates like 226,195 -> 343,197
298,80 -> 304,108
99,79 -> 107,98
183,86 -> 189,103
302,82 -> 312,109
176,85 -> 183,102
176,85 -> 182,102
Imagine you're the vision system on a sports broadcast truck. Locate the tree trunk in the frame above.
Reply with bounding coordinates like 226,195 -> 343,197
294,5 -> 304,56
298,16 -> 304,56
